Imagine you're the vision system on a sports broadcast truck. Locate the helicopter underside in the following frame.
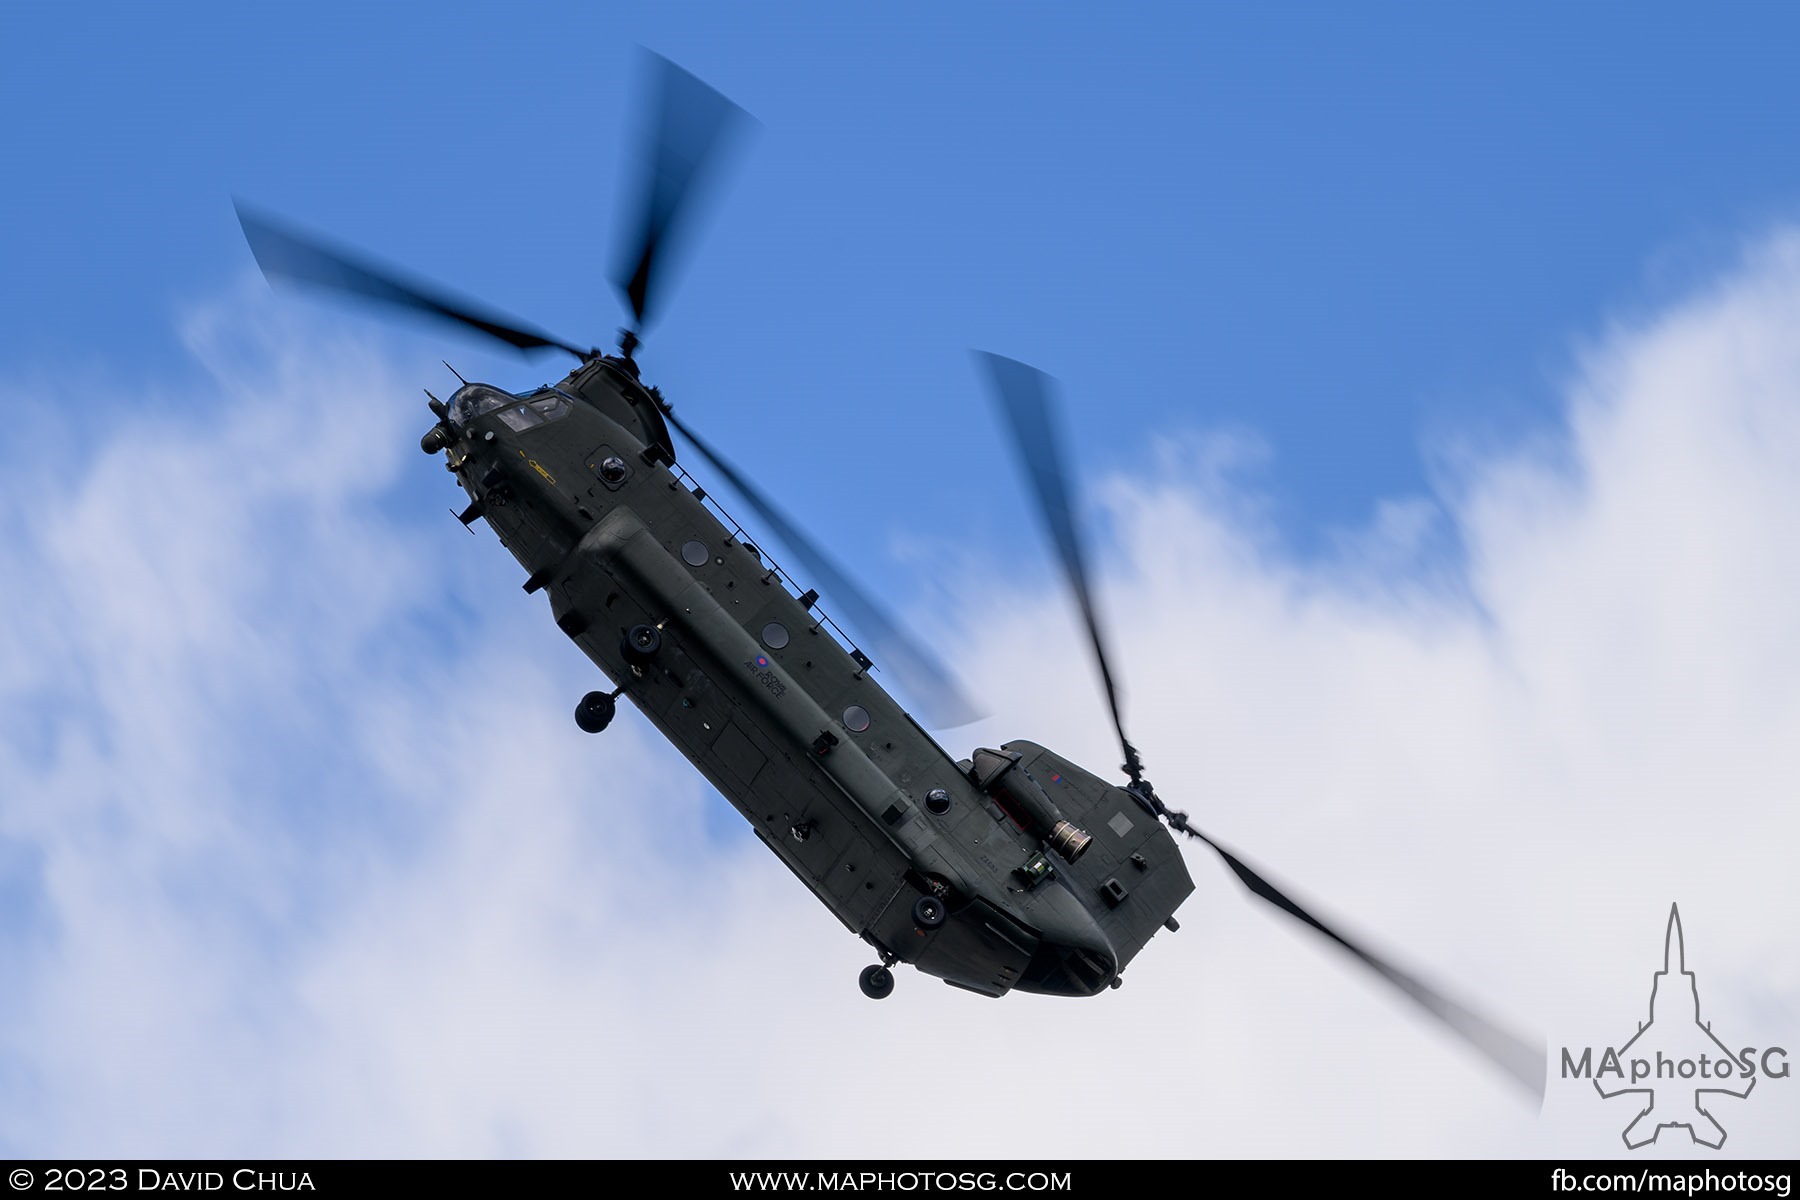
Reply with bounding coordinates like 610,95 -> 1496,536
443,414 -> 1193,997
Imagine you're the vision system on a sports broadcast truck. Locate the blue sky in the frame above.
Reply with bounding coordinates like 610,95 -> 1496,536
10,5 -> 1800,553
3,3 -> 1798,1159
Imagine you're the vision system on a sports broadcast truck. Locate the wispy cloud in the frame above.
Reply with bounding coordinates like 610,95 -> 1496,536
3,235 -> 1798,1156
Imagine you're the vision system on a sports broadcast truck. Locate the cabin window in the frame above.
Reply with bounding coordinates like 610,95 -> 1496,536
842,705 -> 871,733
682,541 -> 709,567
761,622 -> 790,649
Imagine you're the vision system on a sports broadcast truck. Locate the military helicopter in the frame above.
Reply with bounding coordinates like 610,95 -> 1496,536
237,54 -> 1544,1096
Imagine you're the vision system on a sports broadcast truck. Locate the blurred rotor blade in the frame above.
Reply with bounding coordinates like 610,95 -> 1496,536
661,406 -> 982,730
976,352 -> 1147,783
1174,816 -> 1545,1097
612,52 -> 752,331
235,200 -> 590,359
977,350 -> 1543,1096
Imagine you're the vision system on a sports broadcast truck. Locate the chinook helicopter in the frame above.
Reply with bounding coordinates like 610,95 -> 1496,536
237,54 -> 1544,1095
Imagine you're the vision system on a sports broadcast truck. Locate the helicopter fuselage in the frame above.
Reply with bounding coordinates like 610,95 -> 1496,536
430,357 -> 1194,998
235,43 -> 1544,1076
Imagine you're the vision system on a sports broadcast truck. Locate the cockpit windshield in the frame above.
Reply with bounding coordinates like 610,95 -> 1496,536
446,383 -> 514,431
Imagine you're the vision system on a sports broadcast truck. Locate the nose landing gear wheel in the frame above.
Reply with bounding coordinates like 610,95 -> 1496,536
912,895 -> 947,929
858,964 -> 894,1000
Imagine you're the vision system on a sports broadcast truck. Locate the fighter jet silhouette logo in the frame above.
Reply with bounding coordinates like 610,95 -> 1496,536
1596,905 -> 1755,1149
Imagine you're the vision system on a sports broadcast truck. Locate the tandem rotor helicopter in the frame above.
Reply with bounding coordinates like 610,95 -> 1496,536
238,54 -> 1543,1095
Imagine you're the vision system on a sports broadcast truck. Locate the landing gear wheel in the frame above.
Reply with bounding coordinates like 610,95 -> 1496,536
574,690 -> 617,734
859,964 -> 895,1000
621,624 -> 662,665
912,895 -> 947,929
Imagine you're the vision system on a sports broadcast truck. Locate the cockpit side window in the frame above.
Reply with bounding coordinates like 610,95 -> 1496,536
528,393 -> 572,421
495,391 -> 573,433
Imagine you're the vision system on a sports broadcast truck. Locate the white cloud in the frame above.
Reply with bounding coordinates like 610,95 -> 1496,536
3,236 -> 1799,1158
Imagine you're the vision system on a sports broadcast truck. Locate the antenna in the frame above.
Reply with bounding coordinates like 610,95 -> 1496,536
443,360 -> 467,385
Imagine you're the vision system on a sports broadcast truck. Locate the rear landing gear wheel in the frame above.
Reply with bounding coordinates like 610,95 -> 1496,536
858,964 -> 894,1000
912,895 -> 947,929
574,690 -> 617,734
621,624 -> 662,665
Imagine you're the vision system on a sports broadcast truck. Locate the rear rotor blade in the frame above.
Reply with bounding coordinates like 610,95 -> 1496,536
1173,815 -> 1546,1097
235,200 -> 590,359
661,407 -> 982,730
976,352 -> 1145,783
612,52 -> 751,331
976,351 -> 1542,1097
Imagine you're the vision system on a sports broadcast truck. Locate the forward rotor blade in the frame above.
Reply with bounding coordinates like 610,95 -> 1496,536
1175,816 -> 1545,1097
235,200 -> 590,359
661,406 -> 982,730
612,52 -> 751,330
976,352 -> 1144,781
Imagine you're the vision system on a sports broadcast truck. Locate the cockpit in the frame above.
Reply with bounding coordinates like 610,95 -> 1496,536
447,383 -> 574,434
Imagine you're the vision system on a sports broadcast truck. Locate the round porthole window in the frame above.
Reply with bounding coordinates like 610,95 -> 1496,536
681,540 -> 709,567
762,622 -> 790,649
842,705 -> 871,733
